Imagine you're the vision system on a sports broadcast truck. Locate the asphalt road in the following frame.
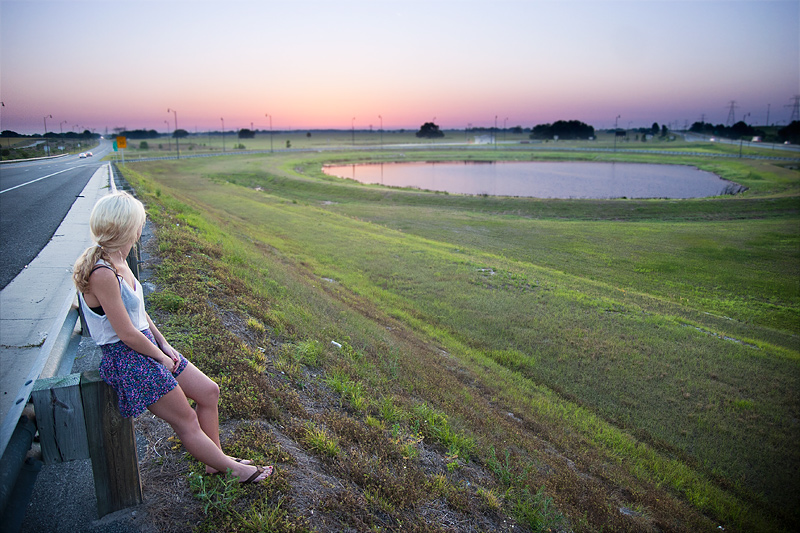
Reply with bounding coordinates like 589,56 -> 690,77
0,140 -> 111,289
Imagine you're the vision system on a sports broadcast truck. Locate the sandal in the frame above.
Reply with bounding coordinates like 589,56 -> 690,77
207,457 -> 252,475
241,465 -> 273,484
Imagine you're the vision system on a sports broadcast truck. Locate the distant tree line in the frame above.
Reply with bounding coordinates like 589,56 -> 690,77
118,129 -> 159,139
530,120 -> 595,140
689,121 -> 764,140
1,129 -> 99,139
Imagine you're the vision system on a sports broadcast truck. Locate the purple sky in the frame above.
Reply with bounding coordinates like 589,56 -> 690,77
1,0 -> 798,135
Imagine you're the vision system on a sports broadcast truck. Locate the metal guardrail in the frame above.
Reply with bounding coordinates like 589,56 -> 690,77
0,162 -> 144,522
0,163 -> 116,460
0,153 -> 71,165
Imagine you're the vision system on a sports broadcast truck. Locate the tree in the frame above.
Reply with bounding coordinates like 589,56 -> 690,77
416,122 -> 444,138
651,123 -> 660,135
238,128 -> 255,139
530,120 -> 594,140
778,121 -> 800,144
173,129 -> 189,138
661,124 -> 668,137
730,121 -> 756,139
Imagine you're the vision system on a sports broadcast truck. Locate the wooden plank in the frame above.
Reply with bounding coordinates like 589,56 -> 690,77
31,374 -> 89,464
80,370 -> 142,517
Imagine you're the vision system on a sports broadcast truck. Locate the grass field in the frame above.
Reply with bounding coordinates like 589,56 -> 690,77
105,128 -> 799,161
121,138 -> 799,532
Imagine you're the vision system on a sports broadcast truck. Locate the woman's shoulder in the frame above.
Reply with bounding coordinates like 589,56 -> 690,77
87,263 -> 120,287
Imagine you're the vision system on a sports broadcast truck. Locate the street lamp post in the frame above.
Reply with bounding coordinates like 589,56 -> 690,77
378,115 -> 383,149
167,108 -> 179,159
165,120 -> 172,151
265,114 -> 273,152
59,120 -> 67,153
613,115 -> 621,152
739,113 -> 751,158
221,117 -> 225,152
0,102 -> 8,149
43,114 -> 52,155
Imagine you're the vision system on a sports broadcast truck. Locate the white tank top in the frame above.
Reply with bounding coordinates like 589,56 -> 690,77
79,262 -> 149,345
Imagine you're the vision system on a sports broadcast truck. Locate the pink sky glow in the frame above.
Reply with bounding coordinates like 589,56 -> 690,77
1,0 -> 798,135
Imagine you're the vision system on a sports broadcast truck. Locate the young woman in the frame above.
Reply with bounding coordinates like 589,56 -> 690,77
73,191 -> 271,483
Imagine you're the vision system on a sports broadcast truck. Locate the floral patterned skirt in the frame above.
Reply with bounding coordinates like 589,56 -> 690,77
99,329 -> 188,418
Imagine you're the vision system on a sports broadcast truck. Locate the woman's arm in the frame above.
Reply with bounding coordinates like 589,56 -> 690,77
145,313 -> 181,362
89,268 -> 177,371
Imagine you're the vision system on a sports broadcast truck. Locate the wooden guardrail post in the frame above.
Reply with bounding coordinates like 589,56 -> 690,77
79,370 -> 142,517
31,374 -> 89,464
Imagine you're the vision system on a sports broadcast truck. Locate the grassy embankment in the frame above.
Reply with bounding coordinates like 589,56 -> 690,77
121,143 -> 798,532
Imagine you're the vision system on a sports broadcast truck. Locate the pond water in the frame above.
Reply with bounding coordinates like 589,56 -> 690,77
322,161 -> 743,199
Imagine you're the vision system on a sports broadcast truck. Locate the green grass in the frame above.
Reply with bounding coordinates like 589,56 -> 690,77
107,128 -> 799,162
123,144 -> 799,532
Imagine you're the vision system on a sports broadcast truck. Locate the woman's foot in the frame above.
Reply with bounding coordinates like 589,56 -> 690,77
206,456 -> 252,475
239,465 -> 273,484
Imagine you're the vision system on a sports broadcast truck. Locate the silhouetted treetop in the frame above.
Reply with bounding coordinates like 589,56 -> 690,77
416,122 -> 444,139
530,120 -> 594,140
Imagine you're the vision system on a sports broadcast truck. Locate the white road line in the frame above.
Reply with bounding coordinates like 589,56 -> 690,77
0,168 -> 74,194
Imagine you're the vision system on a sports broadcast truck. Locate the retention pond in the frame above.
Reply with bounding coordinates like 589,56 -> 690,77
322,161 -> 744,199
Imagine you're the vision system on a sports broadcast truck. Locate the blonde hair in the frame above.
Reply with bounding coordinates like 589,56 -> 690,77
73,191 -> 146,293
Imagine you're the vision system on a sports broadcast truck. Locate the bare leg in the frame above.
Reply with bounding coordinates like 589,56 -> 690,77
175,362 -> 251,472
148,385 -> 270,483
176,362 -> 222,447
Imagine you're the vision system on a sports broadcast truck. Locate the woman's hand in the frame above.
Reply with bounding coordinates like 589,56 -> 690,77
158,340 -> 181,372
160,353 -> 178,372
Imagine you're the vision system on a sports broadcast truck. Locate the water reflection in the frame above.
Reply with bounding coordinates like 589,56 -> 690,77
323,161 -> 744,199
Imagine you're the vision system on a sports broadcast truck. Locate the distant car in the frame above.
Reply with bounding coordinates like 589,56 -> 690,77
709,138 -> 716,142
86,151 -> 92,157
79,153 -> 87,158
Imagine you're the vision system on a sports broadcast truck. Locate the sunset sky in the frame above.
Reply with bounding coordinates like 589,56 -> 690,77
1,0 -> 798,135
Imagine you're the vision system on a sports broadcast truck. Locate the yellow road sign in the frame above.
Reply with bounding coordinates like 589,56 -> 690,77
116,136 -> 127,149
